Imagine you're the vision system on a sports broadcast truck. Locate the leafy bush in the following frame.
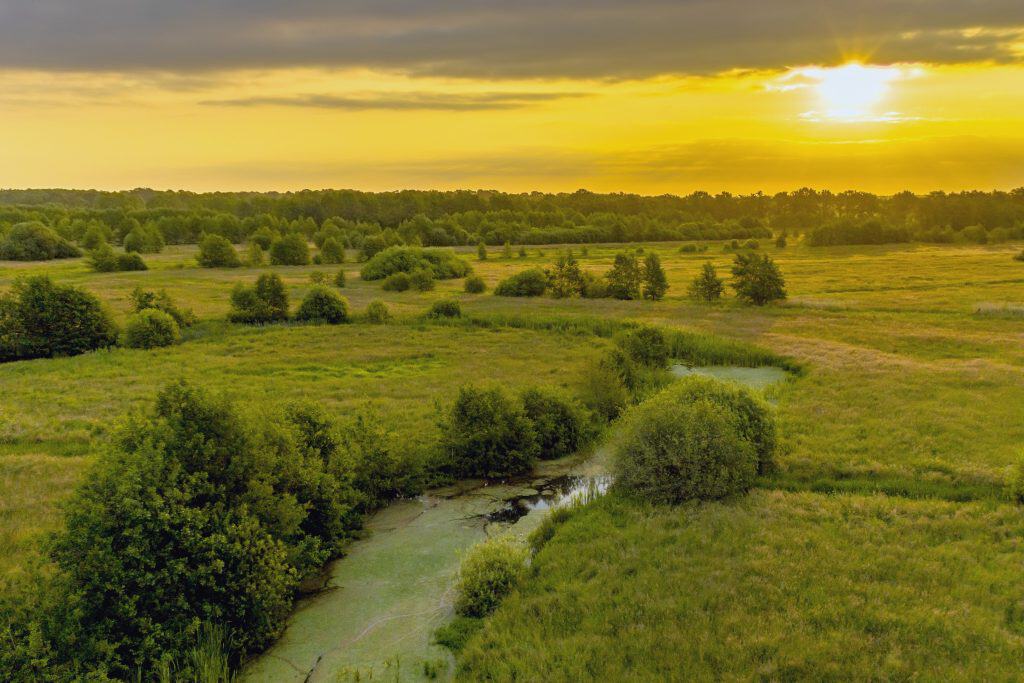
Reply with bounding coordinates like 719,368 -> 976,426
381,271 -> 411,291
641,253 -> 669,300
455,538 -> 527,618
477,241 -> 488,261
319,237 -> 345,264
0,222 -> 81,261
334,269 -> 347,288
88,245 -> 148,272
365,300 -> 391,324
197,234 -> 241,268
615,326 -> 670,368
613,393 -> 758,503
339,412 -> 422,510
295,287 -> 350,324
578,357 -> 632,423
228,273 -> 289,323
549,252 -> 585,298
679,243 -> 707,253
426,299 -> 462,319
581,271 -> 610,298
664,376 -> 778,475
80,224 -> 110,250
123,309 -> 180,349
494,268 -> 549,297
731,253 -> 786,305
439,385 -> 539,477
130,287 -> 196,328
520,387 -> 590,459
309,270 -> 328,285
122,224 -> 165,254
269,233 -> 311,265
605,252 -> 642,300
360,246 -> 471,281
0,276 -> 118,362
689,263 -> 724,302
409,267 -> 436,291
249,226 -> 278,250
464,275 -> 486,293
247,241 -> 266,266
19,382 -> 369,677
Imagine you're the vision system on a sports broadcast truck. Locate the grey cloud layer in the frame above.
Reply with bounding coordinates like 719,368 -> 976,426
202,91 -> 588,111
0,1 -> 1022,77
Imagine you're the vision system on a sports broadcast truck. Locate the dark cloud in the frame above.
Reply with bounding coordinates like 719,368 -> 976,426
201,91 -> 588,111
0,1 -> 1021,77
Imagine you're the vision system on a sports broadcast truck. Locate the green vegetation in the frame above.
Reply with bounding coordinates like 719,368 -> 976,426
122,308 -> 180,349
122,223 -> 165,254
197,234 -> 241,268
0,222 -> 80,261
426,299 -> 462,319
689,262 -> 724,301
494,267 -> 548,297
294,286 -> 350,324
520,387 -> 590,460
464,274 -> 486,293
730,252 -> 786,305
455,538 -> 527,618
360,246 -> 471,281
364,299 -> 391,323
0,276 -> 117,362
228,273 -> 289,324
318,237 -> 345,264
268,233 -> 310,266
439,385 -> 539,477
87,244 -> 148,272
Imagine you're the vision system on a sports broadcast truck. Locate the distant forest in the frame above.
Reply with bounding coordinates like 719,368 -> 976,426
1,187 -> 1023,248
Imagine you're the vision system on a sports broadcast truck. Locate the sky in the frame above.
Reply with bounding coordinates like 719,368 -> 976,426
1,1 -> 1023,194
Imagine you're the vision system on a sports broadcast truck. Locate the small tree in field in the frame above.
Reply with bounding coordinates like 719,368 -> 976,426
641,253 -> 668,300
549,251 -> 585,298
477,241 -> 488,261
689,263 -> 724,302
731,253 -> 786,305
502,241 -> 513,259
605,252 -> 642,300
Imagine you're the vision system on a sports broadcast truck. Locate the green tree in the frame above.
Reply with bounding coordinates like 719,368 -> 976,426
502,241 -> 513,259
689,262 -> 724,302
605,253 -> 642,300
549,251 -> 585,298
731,253 -> 786,305
477,241 -> 488,261
269,234 -> 311,266
641,253 -> 668,300
197,234 -> 241,268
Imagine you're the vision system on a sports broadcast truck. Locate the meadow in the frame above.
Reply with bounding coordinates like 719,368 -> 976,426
2,237 -> 1024,678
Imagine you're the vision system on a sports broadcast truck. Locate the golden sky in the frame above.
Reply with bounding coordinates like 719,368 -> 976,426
0,2 -> 1022,194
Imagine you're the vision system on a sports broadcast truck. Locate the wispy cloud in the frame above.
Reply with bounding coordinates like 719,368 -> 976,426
200,91 -> 588,111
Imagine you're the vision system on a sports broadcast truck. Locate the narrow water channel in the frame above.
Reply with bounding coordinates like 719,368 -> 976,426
242,365 -> 787,682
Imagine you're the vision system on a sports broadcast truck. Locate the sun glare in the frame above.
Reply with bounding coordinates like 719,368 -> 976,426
776,62 -> 913,122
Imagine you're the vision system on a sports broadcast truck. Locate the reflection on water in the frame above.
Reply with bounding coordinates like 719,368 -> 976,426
487,474 -> 613,524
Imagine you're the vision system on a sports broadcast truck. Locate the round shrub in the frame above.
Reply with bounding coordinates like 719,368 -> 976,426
228,273 -> 289,324
0,275 -> 118,362
197,234 -> 241,268
269,233 -> 311,265
464,275 -> 486,294
123,309 -> 180,349
662,376 -> 777,474
249,226 -> 278,250
122,224 -> 164,254
318,237 -> 345,264
455,537 -> 527,618
615,326 -> 670,368
88,245 -> 148,272
494,268 -> 549,297
360,246 -> 471,281
365,300 -> 391,324
520,387 -> 590,459
381,271 -> 411,292
334,269 -> 347,288
0,222 -> 81,261
426,299 -> 461,319
439,385 -> 539,477
80,224 -> 110,250
409,267 -> 436,291
295,286 -> 350,324
613,394 -> 757,504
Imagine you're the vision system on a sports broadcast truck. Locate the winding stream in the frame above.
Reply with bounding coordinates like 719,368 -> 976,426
242,365 -> 787,682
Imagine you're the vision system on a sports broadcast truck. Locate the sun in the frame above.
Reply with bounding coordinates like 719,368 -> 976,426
775,61 -> 912,122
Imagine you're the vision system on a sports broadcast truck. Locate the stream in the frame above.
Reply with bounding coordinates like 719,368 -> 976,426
241,365 -> 787,682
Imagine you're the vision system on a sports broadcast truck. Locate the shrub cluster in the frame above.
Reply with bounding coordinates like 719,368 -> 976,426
228,273 -> 289,323
455,538 -> 527,618
438,384 -> 589,476
123,223 -> 165,254
130,287 -> 196,328
612,376 -> 776,503
0,276 -> 118,362
317,237 -> 345,264
0,222 -> 80,261
360,246 -> 472,281
0,383 -> 422,678
464,275 -> 486,293
364,300 -> 391,323
426,299 -> 462,319
88,244 -> 148,272
269,233 -> 311,265
197,234 -> 241,267
295,287 -> 350,324
494,267 -> 549,297
123,309 -> 181,349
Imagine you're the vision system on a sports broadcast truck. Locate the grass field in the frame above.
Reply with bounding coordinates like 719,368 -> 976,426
2,238 -> 1024,677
